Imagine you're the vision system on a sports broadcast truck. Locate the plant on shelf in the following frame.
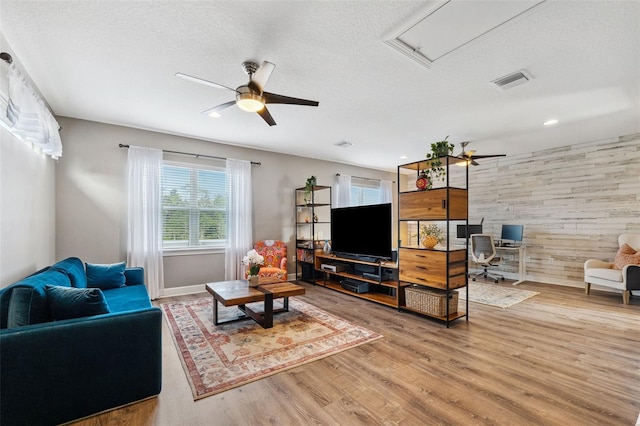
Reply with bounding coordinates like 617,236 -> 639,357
303,175 -> 317,204
423,136 -> 455,185
419,223 -> 444,248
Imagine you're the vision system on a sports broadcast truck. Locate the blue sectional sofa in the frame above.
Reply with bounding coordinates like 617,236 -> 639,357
0,257 -> 162,426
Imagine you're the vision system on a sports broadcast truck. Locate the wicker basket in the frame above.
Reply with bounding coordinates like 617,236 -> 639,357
405,286 -> 458,317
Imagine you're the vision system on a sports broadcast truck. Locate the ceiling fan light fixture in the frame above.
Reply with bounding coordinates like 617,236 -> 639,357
236,92 -> 264,112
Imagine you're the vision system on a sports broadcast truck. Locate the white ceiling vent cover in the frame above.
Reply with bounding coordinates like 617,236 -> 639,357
335,141 -> 353,148
492,70 -> 532,90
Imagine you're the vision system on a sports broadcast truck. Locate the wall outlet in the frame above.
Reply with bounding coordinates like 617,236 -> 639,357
548,257 -> 554,265
526,256 -> 531,263
508,254 -> 514,261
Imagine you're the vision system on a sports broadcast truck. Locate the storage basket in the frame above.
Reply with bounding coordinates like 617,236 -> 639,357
405,286 -> 458,317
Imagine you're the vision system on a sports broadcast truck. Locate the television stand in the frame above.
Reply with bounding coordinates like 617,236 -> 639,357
313,253 -> 399,308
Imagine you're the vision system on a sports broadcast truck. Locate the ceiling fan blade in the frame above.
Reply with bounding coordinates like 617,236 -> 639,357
175,72 -> 237,92
250,61 -> 275,93
257,106 -> 276,126
201,100 -> 236,117
470,154 -> 506,159
263,92 -> 319,107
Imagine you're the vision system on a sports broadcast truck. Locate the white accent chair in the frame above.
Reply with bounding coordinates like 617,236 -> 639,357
584,234 -> 640,304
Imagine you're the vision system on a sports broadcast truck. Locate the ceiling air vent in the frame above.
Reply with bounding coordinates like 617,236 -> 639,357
492,69 -> 532,90
335,141 -> 353,148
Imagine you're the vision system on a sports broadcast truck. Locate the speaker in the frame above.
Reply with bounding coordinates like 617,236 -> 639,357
391,250 -> 397,262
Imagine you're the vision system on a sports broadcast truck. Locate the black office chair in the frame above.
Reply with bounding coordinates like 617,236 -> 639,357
470,234 -> 504,283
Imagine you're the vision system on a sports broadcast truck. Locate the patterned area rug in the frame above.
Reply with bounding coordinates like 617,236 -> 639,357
161,298 -> 382,400
459,282 -> 539,308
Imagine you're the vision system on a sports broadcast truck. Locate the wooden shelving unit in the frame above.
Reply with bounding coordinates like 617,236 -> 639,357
295,185 -> 331,283
313,253 -> 399,307
397,156 -> 469,327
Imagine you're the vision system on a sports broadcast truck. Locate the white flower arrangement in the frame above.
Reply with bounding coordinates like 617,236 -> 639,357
242,249 -> 265,277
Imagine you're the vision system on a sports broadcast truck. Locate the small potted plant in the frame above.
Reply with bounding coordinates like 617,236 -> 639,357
423,136 -> 455,186
243,249 -> 265,286
419,223 -> 444,248
303,175 -> 317,204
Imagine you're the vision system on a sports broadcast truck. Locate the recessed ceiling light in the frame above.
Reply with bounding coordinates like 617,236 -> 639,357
400,155 -> 408,159
543,119 -> 559,126
208,111 -> 221,118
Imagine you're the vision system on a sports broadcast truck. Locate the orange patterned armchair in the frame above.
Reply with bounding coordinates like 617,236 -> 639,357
246,240 -> 288,281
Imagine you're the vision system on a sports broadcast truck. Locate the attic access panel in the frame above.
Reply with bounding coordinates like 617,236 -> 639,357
384,0 -> 545,69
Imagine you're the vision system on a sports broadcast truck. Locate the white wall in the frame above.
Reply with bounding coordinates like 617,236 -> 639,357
0,35 -> 57,287
55,117 -> 396,290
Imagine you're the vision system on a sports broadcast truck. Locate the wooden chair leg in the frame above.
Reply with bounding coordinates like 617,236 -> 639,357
623,290 -> 630,304
584,282 -> 591,294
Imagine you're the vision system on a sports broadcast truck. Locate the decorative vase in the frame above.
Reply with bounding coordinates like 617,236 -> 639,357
416,171 -> 430,191
248,276 -> 259,287
323,240 -> 331,254
421,235 -> 438,248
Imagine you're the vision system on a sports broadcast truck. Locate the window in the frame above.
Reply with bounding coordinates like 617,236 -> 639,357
162,162 -> 228,249
350,177 -> 382,206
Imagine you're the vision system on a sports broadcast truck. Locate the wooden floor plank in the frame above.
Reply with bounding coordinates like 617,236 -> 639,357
69,280 -> 640,426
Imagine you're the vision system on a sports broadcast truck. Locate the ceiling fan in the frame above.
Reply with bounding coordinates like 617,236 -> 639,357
456,141 -> 506,166
175,61 -> 319,126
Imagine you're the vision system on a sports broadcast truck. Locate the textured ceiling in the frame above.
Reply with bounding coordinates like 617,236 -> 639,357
1,0 -> 638,171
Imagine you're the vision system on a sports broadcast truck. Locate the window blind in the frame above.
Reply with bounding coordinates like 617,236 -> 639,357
162,163 -> 228,248
350,177 -> 382,206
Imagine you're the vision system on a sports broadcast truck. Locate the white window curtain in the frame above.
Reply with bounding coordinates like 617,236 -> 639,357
380,179 -> 393,203
225,159 -> 253,281
333,174 -> 351,208
6,63 -> 62,158
127,146 -> 164,300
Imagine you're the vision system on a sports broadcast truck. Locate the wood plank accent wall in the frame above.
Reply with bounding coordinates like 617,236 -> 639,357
468,133 -> 640,287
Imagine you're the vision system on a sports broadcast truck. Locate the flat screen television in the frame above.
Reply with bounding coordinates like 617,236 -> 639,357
501,224 -> 524,245
456,224 -> 483,238
330,203 -> 392,262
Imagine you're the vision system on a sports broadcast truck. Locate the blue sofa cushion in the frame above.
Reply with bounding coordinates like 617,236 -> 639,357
102,285 -> 152,312
46,285 -> 110,320
1,269 -> 72,327
51,257 -> 87,288
86,262 -> 126,290
7,288 -> 34,328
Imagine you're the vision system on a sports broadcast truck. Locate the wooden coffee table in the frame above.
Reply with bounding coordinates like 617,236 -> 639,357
205,280 -> 305,329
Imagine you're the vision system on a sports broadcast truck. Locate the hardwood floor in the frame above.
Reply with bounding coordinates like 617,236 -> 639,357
70,281 -> 640,426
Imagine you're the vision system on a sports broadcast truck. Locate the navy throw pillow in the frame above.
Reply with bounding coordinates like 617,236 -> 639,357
46,285 -> 110,320
85,262 -> 126,289
7,287 -> 34,328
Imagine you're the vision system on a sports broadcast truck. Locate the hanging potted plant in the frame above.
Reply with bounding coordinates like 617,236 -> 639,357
419,223 -> 444,248
303,175 -> 317,204
421,136 -> 455,187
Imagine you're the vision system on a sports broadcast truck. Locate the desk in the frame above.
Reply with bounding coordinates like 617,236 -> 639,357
495,245 -> 526,285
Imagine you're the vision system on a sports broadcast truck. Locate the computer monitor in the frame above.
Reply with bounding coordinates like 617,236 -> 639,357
501,224 -> 524,245
456,224 -> 483,238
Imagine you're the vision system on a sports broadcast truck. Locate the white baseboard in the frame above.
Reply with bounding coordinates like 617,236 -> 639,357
161,284 -> 206,298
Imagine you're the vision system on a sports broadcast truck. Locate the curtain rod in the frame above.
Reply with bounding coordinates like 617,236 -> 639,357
336,173 -> 395,183
118,144 -> 261,166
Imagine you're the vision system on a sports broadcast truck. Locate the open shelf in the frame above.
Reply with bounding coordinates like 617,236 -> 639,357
314,280 -> 398,308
